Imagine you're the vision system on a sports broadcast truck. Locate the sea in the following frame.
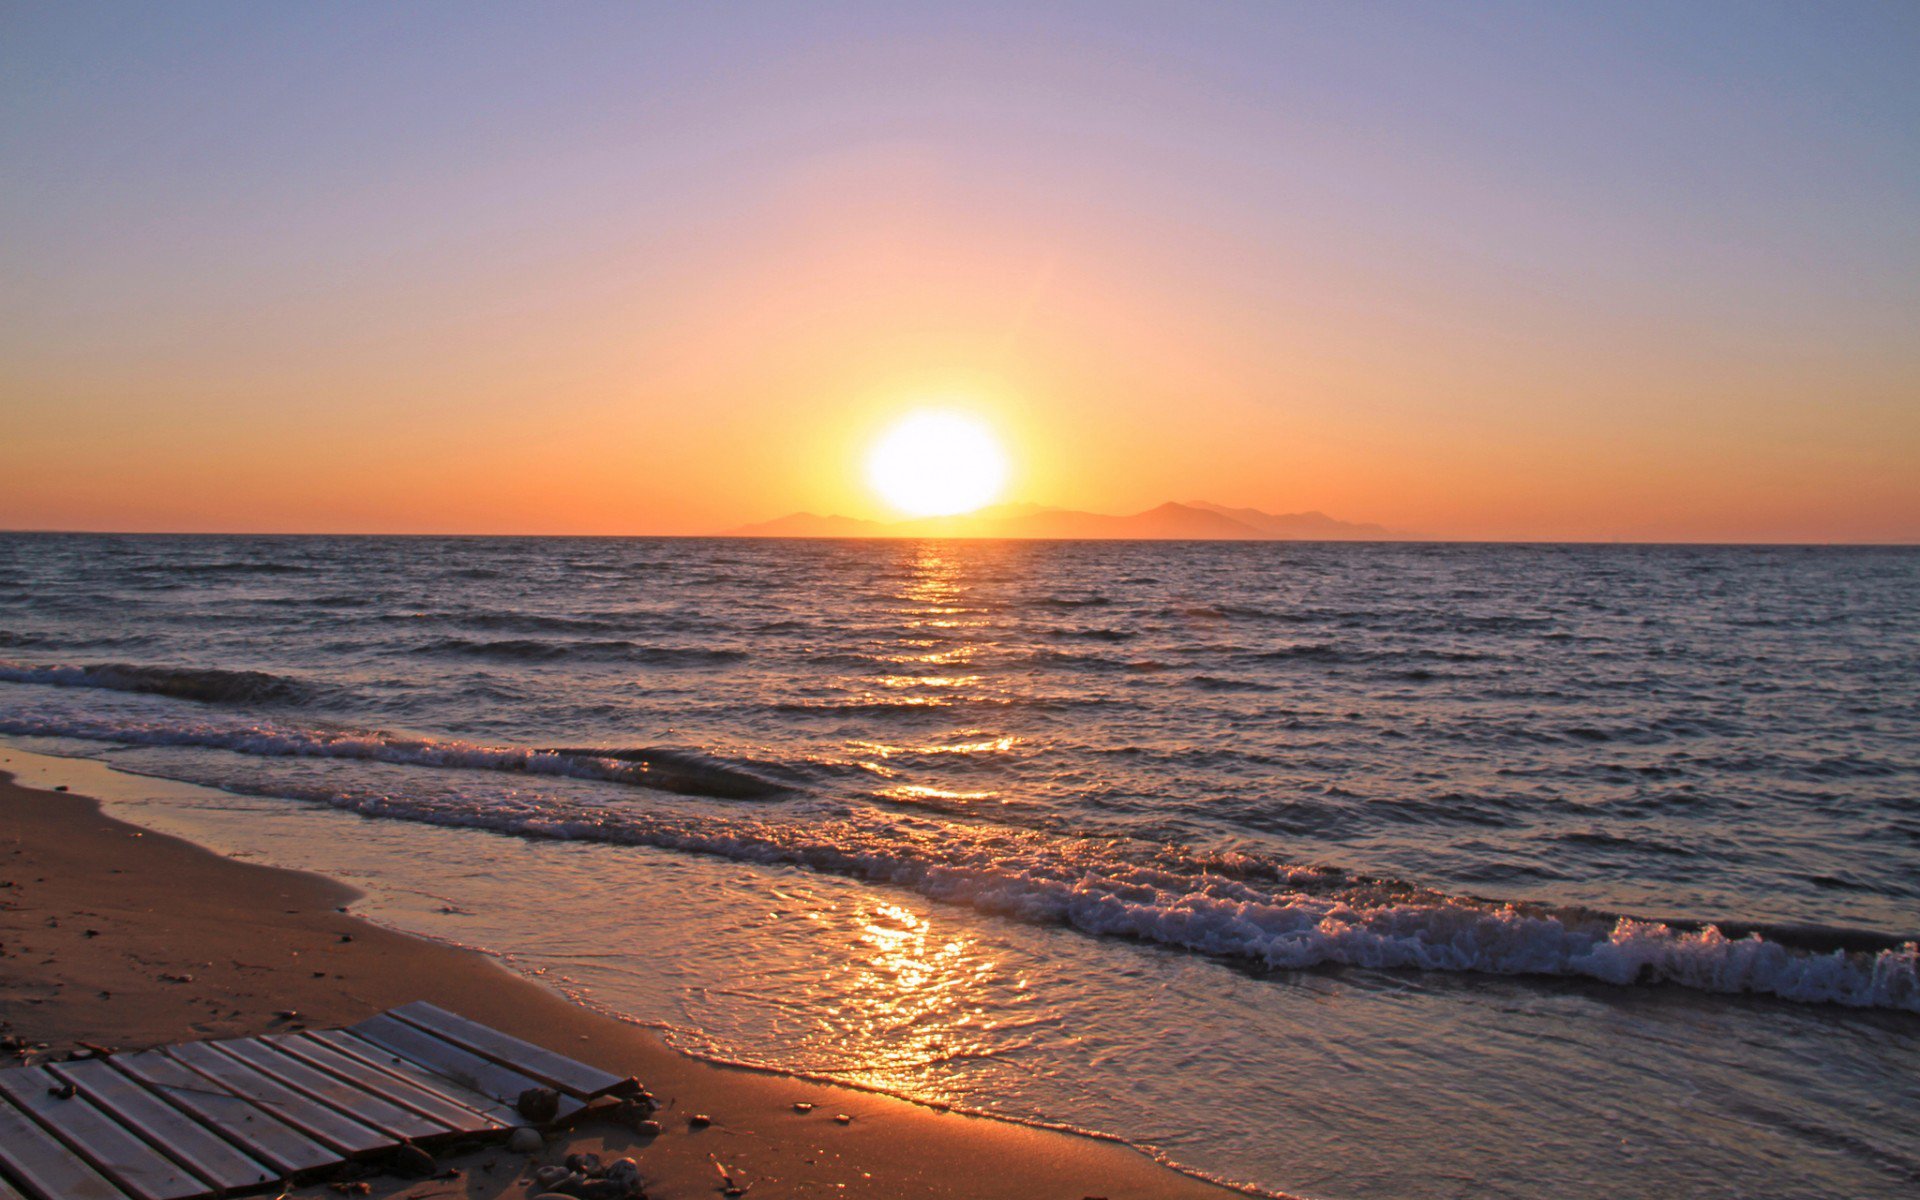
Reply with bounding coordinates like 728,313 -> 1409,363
1,533 -> 1915,1198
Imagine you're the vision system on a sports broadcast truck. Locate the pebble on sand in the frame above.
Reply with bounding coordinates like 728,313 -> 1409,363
507,1127 -> 543,1153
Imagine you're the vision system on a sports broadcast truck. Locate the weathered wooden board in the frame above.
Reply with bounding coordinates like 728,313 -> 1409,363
0,1093 -> 127,1200
44,1059 -> 275,1194
347,1015 -> 583,1119
110,1050 -> 336,1175
162,1043 -> 388,1156
389,1001 -> 627,1098
0,1068 -> 202,1200
266,1033 -> 511,1133
303,1030 -> 521,1125
206,1039 -> 447,1142
0,1003 -> 621,1200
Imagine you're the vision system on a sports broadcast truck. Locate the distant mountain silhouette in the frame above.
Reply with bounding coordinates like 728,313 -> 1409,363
726,501 -> 1392,540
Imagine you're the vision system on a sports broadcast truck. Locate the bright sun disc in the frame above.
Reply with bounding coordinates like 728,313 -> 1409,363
866,411 -> 1010,517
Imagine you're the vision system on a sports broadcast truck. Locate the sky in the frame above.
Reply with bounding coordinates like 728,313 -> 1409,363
3,1 -> 1916,541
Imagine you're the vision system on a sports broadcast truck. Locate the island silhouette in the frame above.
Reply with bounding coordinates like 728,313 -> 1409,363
727,501 -> 1393,540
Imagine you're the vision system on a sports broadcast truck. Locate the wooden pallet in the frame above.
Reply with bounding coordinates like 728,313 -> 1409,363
0,1002 -> 632,1200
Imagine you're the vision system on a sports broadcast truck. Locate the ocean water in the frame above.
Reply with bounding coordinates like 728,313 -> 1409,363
1,533 -> 1916,1197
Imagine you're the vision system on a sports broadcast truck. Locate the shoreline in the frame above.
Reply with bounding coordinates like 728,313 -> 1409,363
0,762 -> 1248,1200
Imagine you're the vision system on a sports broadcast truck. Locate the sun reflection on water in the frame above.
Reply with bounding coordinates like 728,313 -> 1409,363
812,899 -> 1022,1095
837,543 -> 1031,805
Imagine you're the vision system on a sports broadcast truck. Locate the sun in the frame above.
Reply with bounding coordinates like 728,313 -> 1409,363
865,410 -> 1010,517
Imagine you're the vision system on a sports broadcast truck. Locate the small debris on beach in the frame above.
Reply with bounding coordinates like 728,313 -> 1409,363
688,1112 -> 712,1128
507,1127 -> 543,1153
388,1142 -> 437,1178
834,1113 -> 853,1125
529,1149 -> 649,1200
517,1085 -> 561,1122
793,1102 -> 814,1113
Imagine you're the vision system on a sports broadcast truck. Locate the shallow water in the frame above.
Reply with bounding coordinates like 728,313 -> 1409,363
2,534 -> 1916,1197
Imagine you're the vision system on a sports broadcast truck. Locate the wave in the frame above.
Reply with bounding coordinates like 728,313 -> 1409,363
1246,643 -> 1347,661
459,611 -> 631,634
0,712 -> 790,801
413,637 -> 746,666
2,710 -> 1915,1012
1188,674 -> 1281,692
1165,603 -> 1278,620
0,661 -> 314,705
234,779 -> 1920,1013
130,561 -> 312,576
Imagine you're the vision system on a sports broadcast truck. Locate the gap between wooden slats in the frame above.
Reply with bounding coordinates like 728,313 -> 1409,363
162,1044 -> 388,1157
302,1030 -> 520,1127
0,1067 -> 203,1200
204,1040 -> 447,1143
108,1052 -> 336,1176
45,1059 -> 275,1195
265,1034 -> 509,1133
387,1001 -> 625,1098
0,1092 -> 128,1200
346,1016 -> 582,1120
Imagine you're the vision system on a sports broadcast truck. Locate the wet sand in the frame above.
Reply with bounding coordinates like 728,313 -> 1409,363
0,771 -> 1245,1200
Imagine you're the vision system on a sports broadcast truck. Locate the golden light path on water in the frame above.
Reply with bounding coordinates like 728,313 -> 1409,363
845,543 -> 1023,810
776,544 -> 1033,1090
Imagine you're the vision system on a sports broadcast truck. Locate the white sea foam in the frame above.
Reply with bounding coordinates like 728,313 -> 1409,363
2,710 -> 1914,1013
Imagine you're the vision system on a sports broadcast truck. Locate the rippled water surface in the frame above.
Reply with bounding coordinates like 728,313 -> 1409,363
2,534 -> 1916,1197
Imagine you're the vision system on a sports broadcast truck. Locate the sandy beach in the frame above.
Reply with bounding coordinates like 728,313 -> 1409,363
0,769 -> 1240,1200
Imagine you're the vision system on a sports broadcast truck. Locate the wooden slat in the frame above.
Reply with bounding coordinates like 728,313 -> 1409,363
45,1060 -> 275,1194
267,1034 -> 509,1133
110,1052 -> 335,1175
0,1169 -> 29,1200
301,1031 -> 520,1126
162,1044 -> 386,1156
209,1040 -> 447,1142
0,1068 -> 201,1200
389,1001 -> 626,1098
0,1093 -> 127,1200
346,1016 -> 582,1119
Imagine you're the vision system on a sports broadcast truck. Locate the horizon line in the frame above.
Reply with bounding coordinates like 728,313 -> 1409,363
3,528 -> 1915,548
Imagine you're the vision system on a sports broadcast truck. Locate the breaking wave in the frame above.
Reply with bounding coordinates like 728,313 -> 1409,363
0,708 -> 1913,1012
0,712 -> 790,801
0,661 -> 314,705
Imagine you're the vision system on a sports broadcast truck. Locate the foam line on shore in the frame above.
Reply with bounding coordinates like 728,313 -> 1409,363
4,711 -> 1913,1013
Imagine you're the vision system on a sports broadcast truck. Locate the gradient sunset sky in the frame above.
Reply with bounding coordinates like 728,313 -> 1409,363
4,1 -> 1916,541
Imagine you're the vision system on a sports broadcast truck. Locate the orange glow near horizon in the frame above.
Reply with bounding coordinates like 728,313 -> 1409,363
3,9 -> 1917,543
